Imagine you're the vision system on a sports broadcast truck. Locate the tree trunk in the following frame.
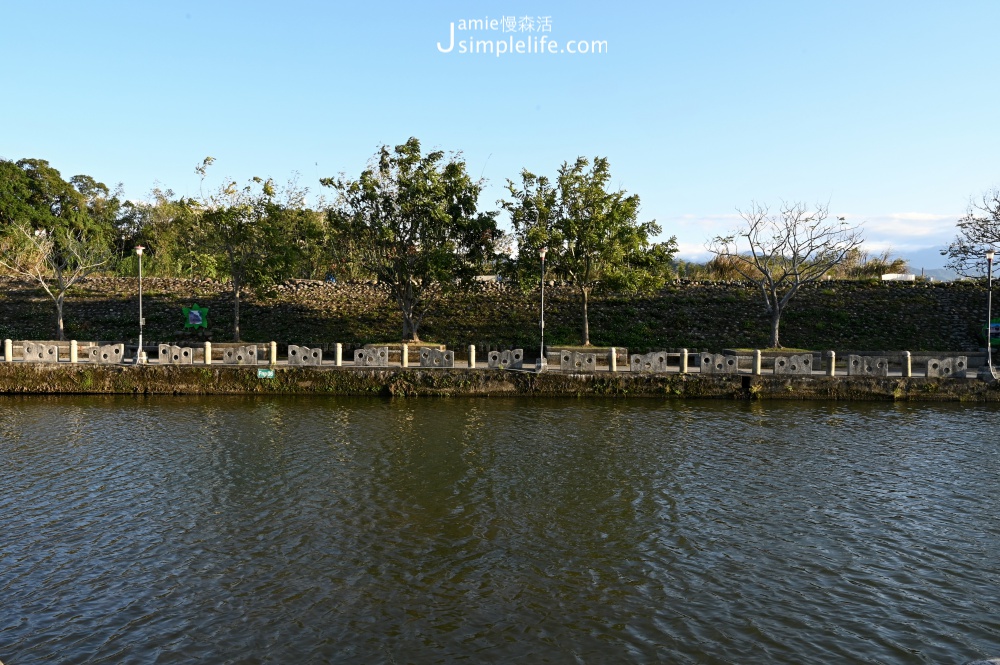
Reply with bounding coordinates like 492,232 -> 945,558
402,314 -> 420,342
581,286 -> 591,346
398,291 -> 421,342
770,307 -> 781,348
233,285 -> 241,342
56,295 -> 65,341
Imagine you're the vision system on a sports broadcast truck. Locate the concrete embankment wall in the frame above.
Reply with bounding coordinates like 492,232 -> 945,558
1,364 -> 998,401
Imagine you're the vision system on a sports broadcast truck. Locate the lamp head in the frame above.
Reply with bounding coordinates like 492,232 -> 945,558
987,249 -> 995,262
539,247 -> 548,261
135,245 -> 145,257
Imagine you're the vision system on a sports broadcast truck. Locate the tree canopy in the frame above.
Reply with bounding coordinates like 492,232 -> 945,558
194,159 -> 327,341
0,159 -> 119,238
116,187 -> 208,278
322,138 -> 501,342
502,156 -> 676,346
0,158 -> 118,338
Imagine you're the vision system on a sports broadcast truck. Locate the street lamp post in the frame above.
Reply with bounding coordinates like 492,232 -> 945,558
136,245 -> 145,364
539,247 -> 547,370
987,249 -> 995,378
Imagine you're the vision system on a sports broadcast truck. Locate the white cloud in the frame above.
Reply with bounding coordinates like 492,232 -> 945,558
859,212 -> 957,240
663,210 -> 962,266
673,242 -> 713,263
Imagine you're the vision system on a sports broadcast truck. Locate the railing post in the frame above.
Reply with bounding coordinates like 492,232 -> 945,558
826,350 -> 836,377
753,349 -> 762,376
401,343 -> 409,368
468,344 -> 476,369
609,347 -> 617,372
204,341 -> 212,366
335,343 -> 342,367
270,341 -> 277,366
70,340 -> 78,364
680,348 -> 688,374
903,351 -> 912,378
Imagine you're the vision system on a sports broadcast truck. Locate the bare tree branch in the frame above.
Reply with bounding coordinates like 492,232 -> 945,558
707,201 -> 864,347
0,223 -> 111,340
944,189 -> 1000,278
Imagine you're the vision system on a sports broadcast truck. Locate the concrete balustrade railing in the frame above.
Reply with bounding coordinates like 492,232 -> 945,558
0,338 -> 984,379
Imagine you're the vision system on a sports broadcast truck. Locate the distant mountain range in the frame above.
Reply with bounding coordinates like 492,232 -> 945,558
898,247 -> 960,281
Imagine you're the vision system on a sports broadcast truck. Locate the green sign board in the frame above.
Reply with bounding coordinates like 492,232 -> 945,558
183,304 -> 209,329
257,368 -> 275,379
985,320 -> 1000,348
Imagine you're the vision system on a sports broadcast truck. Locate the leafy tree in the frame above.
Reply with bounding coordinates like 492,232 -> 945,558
195,159 -> 324,340
0,160 -> 39,229
0,159 -> 118,239
943,188 -> 1000,277
0,158 -> 118,339
502,156 -> 676,346
197,164 -> 274,341
116,188 -> 210,277
264,178 -> 330,281
69,173 -> 121,232
321,138 -> 501,342
707,201 -> 864,348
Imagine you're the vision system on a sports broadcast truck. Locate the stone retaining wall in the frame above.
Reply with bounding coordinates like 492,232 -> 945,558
0,363 -> 998,401
0,276 -> 989,353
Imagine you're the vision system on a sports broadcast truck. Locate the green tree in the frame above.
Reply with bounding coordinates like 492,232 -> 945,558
0,160 -> 40,229
707,201 -> 864,348
195,159 -> 324,340
502,156 -> 676,346
322,138 -> 501,342
0,159 -> 118,239
264,177 -> 330,281
116,188 -> 211,277
197,165 -> 272,341
0,158 -> 118,339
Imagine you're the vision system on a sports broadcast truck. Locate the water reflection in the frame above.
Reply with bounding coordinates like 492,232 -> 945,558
1,396 -> 999,663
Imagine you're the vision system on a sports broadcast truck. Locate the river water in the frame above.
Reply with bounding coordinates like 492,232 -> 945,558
1,396 -> 998,664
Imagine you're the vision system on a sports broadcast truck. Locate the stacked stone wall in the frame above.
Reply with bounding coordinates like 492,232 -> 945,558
0,276 -> 987,354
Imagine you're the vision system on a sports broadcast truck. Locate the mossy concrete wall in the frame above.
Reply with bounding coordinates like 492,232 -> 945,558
1,364 -> 998,402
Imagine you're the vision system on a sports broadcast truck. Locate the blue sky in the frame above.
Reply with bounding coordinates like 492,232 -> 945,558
3,1 -> 999,270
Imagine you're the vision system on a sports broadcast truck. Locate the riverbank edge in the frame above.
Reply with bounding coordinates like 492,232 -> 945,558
1,364 -> 999,401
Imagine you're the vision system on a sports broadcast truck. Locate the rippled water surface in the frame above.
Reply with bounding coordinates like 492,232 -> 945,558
2,396 -> 999,664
